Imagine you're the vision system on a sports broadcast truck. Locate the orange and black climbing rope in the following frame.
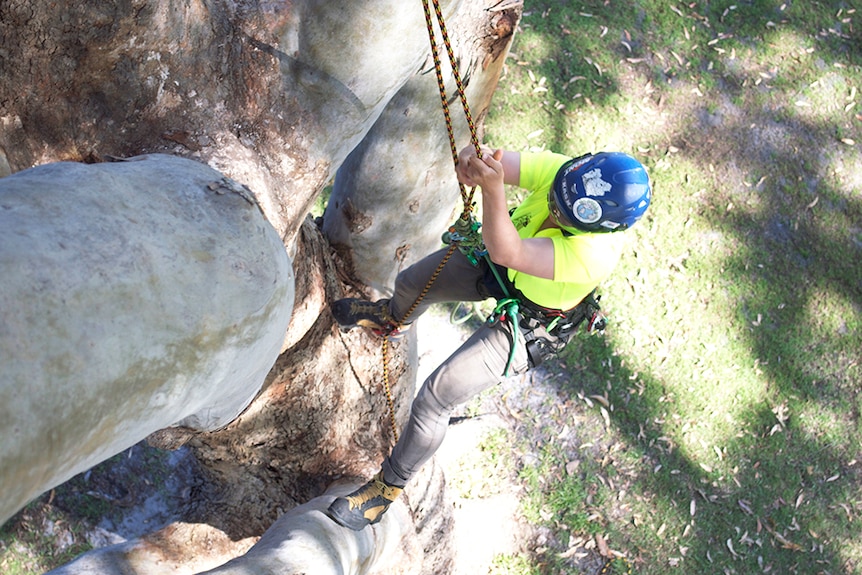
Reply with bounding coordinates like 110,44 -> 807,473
378,0 -> 485,444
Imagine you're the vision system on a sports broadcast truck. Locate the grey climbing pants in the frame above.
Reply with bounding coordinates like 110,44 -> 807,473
380,248 -> 536,487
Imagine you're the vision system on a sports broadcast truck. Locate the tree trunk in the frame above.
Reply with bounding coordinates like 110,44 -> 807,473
175,0 -> 520,542
0,0 -> 461,243
46,459 -> 452,575
0,155 -> 293,527
322,1 -> 519,293
0,0 -> 521,572
175,216 -> 421,539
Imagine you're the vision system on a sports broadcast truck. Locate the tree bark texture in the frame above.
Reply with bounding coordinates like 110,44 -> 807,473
0,0 -> 462,244
322,0 -> 519,295
46,459 -> 452,575
0,0 -> 521,572
0,154 -> 294,527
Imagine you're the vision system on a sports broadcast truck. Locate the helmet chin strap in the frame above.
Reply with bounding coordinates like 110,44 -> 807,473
542,211 -> 582,237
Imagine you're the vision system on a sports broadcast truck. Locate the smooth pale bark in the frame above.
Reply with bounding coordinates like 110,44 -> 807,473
45,460 -> 452,575
198,495 -> 419,575
323,3 -> 519,295
0,0 -> 521,571
43,497 -> 415,575
0,155 -> 294,526
0,0 -> 463,244
42,523 -> 257,575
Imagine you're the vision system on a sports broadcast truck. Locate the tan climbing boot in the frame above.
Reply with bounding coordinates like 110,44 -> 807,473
326,472 -> 403,531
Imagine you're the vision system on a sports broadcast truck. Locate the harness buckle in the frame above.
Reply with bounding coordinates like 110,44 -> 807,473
584,292 -> 607,334
586,309 -> 607,333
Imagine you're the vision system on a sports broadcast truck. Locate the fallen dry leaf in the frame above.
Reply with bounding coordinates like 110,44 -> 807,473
595,533 -> 611,558
762,520 -> 803,551
726,538 -> 739,558
600,406 -> 611,428
835,503 -> 852,521
589,394 -> 610,408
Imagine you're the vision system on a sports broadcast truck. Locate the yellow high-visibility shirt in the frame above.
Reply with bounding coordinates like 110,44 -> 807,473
506,151 -> 627,310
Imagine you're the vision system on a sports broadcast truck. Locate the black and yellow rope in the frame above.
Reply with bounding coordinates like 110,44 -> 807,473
376,7 -> 638,572
378,0 -> 484,444
420,0 -> 484,217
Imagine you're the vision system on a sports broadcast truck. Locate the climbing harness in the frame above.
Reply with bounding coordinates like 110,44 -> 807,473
485,297 -> 520,375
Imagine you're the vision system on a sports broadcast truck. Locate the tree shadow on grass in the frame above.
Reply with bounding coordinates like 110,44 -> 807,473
549,318 -> 859,574
498,4 -> 862,572
495,0 -> 860,154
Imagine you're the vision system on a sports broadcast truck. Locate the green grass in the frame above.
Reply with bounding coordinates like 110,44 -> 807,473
519,441 -> 595,536
483,1 -> 861,573
0,500 -> 92,574
449,426 -> 517,499
490,552 -> 543,575
2,2 -> 858,573
0,444 -> 176,573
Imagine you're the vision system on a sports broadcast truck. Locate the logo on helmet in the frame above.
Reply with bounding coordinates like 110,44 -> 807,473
573,197 -> 602,224
582,168 -> 612,197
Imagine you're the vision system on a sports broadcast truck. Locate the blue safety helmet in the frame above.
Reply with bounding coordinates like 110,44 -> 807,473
548,152 -> 651,233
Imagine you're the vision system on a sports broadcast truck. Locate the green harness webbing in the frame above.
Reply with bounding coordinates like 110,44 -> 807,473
483,254 -> 522,376
441,199 -> 524,377
488,296 -> 520,376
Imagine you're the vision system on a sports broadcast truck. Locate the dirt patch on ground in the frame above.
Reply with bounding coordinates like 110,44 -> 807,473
417,308 -> 618,574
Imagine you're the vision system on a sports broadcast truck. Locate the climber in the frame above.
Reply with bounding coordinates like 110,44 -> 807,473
326,144 -> 651,531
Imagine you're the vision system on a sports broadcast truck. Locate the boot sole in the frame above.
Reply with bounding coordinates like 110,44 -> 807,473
325,500 -> 371,531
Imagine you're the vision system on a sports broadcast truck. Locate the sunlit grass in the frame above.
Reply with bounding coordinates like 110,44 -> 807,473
489,552 -> 542,575
449,426 -> 516,500
483,1 -> 861,573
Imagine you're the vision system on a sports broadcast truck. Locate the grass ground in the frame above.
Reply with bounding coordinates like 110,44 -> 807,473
0,444 -> 188,573
475,1 -> 861,574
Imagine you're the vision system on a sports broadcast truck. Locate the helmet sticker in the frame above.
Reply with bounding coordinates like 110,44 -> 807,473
582,168 -> 612,197
573,197 -> 602,224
